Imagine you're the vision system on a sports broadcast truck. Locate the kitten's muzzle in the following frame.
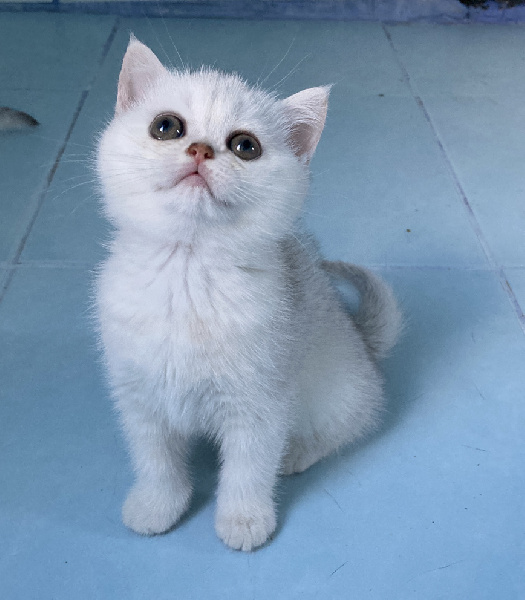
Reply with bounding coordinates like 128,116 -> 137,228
186,142 -> 215,164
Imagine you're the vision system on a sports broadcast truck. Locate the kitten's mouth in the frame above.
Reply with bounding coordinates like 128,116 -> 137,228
157,165 -> 218,200
176,167 -> 212,194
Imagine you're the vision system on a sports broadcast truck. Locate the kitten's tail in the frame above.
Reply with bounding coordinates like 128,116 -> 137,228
0,107 -> 39,131
322,260 -> 402,360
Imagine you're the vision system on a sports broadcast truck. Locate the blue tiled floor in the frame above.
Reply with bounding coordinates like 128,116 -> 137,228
1,15 -> 524,600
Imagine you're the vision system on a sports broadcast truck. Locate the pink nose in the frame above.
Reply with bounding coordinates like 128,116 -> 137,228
186,142 -> 215,164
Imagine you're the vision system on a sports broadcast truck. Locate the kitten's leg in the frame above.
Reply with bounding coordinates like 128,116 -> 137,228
119,402 -> 192,535
282,374 -> 383,476
215,405 -> 287,552
281,435 -> 324,476
282,318 -> 384,476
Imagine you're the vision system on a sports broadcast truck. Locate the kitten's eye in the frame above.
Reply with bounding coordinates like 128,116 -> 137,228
228,132 -> 262,161
149,114 -> 185,141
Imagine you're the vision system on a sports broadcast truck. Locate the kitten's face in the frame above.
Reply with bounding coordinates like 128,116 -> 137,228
98,39 -> 329,243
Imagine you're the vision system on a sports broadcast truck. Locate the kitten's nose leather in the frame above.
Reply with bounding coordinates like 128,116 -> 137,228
186,142 -> 215,164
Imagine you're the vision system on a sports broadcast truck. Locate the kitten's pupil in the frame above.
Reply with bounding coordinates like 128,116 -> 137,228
149,114 -> 184,141
228,132 -> 262,161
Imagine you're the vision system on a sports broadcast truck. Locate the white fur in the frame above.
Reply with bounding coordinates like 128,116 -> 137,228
95,39 -> 401,551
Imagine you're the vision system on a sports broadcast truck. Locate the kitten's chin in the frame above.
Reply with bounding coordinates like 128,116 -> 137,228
179,173 -> 208,188
161,181 -> 233,224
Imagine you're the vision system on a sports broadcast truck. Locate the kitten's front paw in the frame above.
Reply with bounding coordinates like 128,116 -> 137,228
122,482 -> 191,536
215,504 -> 276,552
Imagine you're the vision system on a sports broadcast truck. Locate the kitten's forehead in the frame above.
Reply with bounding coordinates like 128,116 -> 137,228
152,69 -> 278,139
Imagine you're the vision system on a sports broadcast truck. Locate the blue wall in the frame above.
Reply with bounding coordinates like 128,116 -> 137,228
1,0 -> 525,23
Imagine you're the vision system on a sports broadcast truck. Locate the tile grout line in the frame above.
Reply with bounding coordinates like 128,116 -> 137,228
500,268 -> 525,322
382,23 -> 525,335
0,18 -> 120,305
0,261 -> 512,271
2,260 -> 525,272
0,261 -> 97,270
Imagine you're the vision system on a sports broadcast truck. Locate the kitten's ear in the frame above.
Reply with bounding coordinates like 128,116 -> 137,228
282,86 -> 331,164
116,36 -> 167,113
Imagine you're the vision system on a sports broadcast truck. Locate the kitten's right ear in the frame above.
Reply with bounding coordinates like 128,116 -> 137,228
116,36 -> 167,113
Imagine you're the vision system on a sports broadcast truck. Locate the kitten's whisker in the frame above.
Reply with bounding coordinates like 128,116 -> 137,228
58,160 -> 94,168
259,37 -> 297,87
300,208 -> 332,219
143,14 -> 176,71
159,10 -> 186,70
30,135 -> 96,150
52,179 -> 97,196
68,194 -> 100,216
270,53 -> 311,93
54,175 -> 96,186
310,168 -> 332,179
58,151 -> 92,158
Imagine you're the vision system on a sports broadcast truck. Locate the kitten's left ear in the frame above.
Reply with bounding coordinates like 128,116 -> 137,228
282,86 -> 331,164
116,36 -> 167,113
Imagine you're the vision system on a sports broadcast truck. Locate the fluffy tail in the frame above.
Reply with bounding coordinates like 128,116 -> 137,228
0,107 -> 39,131
322,260 -> 402,360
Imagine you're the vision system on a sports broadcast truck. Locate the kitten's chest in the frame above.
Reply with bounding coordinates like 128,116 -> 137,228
108,251 -> 245,346
99,244 -> 277,379
98,242 -> 289,432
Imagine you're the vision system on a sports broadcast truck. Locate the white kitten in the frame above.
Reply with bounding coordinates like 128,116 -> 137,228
95,37 -> 401,551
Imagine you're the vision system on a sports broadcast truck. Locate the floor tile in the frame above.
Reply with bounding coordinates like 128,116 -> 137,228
0,90 -> 83,262
0,14 -> 116,91
100,18 -> 409,96
0,266 -> 127,597
1,266 -> 524,600
305,95 -> 487,267
386,23 -> 525,97
355,267 -> 525,599
20,90 -> 113,265
410,94 -> 525,267
379,25 -> 525,266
